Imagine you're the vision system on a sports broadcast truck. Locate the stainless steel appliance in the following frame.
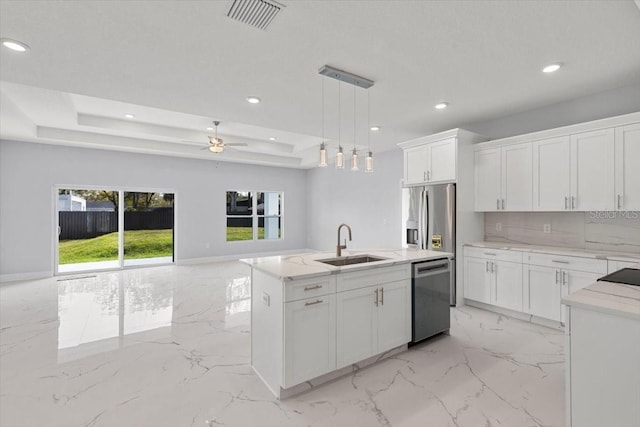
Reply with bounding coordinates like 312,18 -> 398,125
410,258 -> 451,344
402,183 -> 456,305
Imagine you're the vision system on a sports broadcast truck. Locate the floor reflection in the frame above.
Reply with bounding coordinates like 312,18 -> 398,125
57,273 -> 173,355
225,275 -> 251,329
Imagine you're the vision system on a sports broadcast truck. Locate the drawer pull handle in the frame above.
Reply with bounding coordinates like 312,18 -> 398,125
380,287 -> 384,306
374,289 -> 379,306
483,252 -> 497,256
304,284 -> 322,291
305,299 -> 323,306
551,260 -> 569,264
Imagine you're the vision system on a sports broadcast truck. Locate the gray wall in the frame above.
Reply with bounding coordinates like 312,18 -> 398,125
306,149 -> 404,252
462,82 -> 640,140
0,140 -> 308,278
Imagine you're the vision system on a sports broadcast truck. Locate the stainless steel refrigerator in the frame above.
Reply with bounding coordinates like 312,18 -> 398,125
402,183 -> 456,305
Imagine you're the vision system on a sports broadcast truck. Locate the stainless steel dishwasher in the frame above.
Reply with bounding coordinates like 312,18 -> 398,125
410,258 -> 451,344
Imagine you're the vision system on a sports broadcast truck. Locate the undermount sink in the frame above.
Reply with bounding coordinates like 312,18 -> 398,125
316,254 -> 388,266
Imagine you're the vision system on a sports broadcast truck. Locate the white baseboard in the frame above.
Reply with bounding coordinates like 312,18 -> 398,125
176,248 -> 315,265
0,270 -> 51,284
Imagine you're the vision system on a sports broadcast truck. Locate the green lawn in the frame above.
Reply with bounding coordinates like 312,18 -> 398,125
59,229 -> 173,264
226,226 -> 264,241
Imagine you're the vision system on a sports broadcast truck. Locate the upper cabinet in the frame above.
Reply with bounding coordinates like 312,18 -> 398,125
474,144 -> 532,211
474,112 -> 640,212
615,123 -> 640,211
403,137 -> 456,185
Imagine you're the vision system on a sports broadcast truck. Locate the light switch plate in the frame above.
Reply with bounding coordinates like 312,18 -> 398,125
262,292 -> 270,307
496,222 -> 502,232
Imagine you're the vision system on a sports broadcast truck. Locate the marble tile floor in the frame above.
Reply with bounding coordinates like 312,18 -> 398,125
0,262 -> 565,427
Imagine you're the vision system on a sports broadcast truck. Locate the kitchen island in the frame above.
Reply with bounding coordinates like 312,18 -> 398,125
241,248 -> 451,398
562,274 -> 640,427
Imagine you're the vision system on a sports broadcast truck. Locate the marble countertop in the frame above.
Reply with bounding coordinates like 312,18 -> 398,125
562,280 -> 640,321
465,241 -> 640,262
240,248 -> 452,280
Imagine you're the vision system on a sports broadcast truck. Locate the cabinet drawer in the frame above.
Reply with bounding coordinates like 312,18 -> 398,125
337,264 -> 410,293
525,253 -> 607,274
284,275 -> 336,302
464,246 -> 523,263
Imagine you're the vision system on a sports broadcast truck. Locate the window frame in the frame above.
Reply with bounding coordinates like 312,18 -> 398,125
226,190 -> 283,242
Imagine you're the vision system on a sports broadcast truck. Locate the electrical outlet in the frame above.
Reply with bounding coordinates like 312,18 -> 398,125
496,222 -> 502,232
262,292 -> 270,307
543,224 -> 551,233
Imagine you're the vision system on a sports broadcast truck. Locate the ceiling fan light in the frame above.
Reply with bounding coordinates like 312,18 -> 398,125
209,145 -> 223,153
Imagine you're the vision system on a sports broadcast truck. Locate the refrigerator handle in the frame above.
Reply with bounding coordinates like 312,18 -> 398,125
423,189 -> 429,250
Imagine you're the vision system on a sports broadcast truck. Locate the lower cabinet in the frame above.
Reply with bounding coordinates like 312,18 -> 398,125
525,265 -> 562,322
283,294 -> 336,388
493,260 -> 523,312
336,279 -> 410,369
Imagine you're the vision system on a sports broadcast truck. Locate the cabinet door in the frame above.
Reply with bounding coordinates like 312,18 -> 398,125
560,270 -> 600,323
525,265 -> 561,321
533,136 -> 571,211
336,286 -> 377,369
377,280 -> 411,353
615,124 -> 640,211
493,260 -> 523,312
474,148 -> 501,211
501,144 -> 533,211
404,145 -> 428,185
571,128 -> 615,211
427,138 -> 456,182
283,295 -> 336,387
463,257 -> 491,303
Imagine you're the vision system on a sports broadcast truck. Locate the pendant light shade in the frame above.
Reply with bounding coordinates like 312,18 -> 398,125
336,146 -> 345,169
319,143 -> 328,167
351,148 -> 359,171
365,151 -> 373,173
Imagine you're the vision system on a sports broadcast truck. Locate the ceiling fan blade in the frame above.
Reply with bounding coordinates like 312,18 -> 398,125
226,143 -> 248,147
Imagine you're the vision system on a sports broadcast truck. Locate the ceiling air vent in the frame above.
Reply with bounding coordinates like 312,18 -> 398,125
227,0 -> 285,31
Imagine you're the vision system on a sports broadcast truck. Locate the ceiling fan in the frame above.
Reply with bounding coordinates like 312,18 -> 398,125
204,121 -> 248,153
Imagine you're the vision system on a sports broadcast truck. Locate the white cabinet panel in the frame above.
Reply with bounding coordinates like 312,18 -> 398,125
463,256 -> 491,304
474,148 -> 501,211
427,138 -> 456,182
284,295 -> 336,387
615,123 -> 640,211
608,260 -> 639,273
533,136 -> 571,211
571,128 -> 615,211
526,265 -> 561,321
560,270 -> 600,323
501,144 -> 532,211
336,286 -> 377,368
404,145 -> 428,185
377,280 -> 411,353
493,260 -> 523,312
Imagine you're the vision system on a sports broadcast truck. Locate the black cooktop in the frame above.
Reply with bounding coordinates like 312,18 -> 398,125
597,268 -> 640,286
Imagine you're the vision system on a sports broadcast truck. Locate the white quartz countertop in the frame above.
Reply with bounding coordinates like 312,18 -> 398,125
240,248 -> 452,280
562,279 -> 640,321
465,241 -> 640,262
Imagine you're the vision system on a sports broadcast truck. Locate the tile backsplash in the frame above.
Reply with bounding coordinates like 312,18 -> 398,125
484,211 -> 640,254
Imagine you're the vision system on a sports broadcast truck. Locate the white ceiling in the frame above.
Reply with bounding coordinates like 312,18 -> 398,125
1,0 -> 640,168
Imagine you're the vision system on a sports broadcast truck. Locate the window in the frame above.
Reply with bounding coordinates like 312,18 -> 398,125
226,190 -> 282,241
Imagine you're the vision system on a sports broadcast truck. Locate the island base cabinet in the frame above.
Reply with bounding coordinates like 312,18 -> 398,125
336,280 -> 410,370
567,307 -> 640,427
283,295 -> 336,388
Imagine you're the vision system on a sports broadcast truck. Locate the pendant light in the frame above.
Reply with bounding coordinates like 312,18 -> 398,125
335,81 -> 345,169
365,89 -> 374,173
319,77 -> 328,167
351,85 -> 359,171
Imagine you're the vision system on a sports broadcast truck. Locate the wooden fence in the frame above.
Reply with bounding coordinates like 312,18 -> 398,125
59,209 -> 174,240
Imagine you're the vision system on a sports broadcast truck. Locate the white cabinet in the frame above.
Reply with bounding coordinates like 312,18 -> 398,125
615,123 -> 640,211
571,128 -> 615,211
284,294 -> 336,387
533,136 -> 572,211
336,266 -> 411,369
463,247 -> 523,311
403,138 -> 456,185
474,144 -> 532,211
524,253 -> 607,323
608,260 -> 639,273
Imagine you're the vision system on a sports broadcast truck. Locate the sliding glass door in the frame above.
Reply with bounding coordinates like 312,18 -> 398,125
56,188 -> 174,274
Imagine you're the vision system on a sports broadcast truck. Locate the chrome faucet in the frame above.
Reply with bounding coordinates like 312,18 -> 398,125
336,223 -> 352,257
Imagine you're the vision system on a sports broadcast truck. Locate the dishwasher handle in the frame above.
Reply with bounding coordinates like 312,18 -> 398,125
413,259 -> 450,278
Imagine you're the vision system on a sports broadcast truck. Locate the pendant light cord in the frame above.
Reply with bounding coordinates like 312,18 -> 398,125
321,76 -> 325,143
367,90 -> 370,152
338,81 -> 341,149
353,85 -> 356,150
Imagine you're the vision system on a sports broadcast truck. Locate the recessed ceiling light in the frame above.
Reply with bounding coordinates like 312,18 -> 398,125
435,102 -> 448,110
246,96 -> 261,104
124,113 -> 135,119
370,126 -> 381,132
1,38 -> 30,52
543,63 -> 562,73
269,137 -> 276,141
